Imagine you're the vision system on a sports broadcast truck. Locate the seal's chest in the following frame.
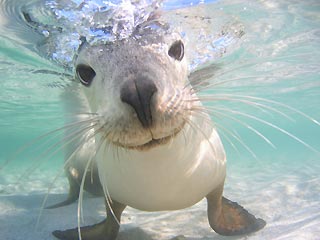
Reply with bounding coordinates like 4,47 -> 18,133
96,122 -> 226,211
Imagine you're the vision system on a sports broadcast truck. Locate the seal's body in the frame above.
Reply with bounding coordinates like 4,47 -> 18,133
49,22 -> 265,240
97,112 -> 226,211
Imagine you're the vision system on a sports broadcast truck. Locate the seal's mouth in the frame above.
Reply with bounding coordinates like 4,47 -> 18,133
112,123 -> 184,151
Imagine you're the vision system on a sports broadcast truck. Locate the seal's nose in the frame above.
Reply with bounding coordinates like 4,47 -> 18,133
120,76 -> 158,128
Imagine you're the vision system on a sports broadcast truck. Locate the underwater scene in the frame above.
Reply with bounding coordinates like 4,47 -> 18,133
0,0 -> 319,239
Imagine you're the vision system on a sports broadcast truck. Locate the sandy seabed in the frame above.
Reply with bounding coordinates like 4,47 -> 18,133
0,158 -> 319,240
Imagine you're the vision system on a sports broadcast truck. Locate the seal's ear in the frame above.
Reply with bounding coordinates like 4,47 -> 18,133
78,36 -> 88,52
188,63 -> 220,89
74,36 -> 88,63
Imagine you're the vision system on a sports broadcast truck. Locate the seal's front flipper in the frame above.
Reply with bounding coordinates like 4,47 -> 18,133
52,200 -> 126,240
53,219 -> 117,240
46,175 -> 80,209
206,189 -> 266,236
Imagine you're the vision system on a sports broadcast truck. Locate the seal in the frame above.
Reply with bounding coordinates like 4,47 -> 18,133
49,21 -> 266,240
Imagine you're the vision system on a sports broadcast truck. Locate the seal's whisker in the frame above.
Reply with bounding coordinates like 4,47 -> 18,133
39,112 -> 99,120
78,135 -> 105,240
187,109 -> 258,159
186,108 -> 248,156
188,52 -> 315,91
195,106 -> 276,150
36,123 -> 105,230
215,125 -> 242,156
186,94 -> 294,123
201,94 -> 320,126
64,112 -> 99,117
191,104 -> 276,148
211,120 -> 250,157
98,137 -> 120,226
195,95 -> 295,122
62,119 -> 101,188
183,115 -> 217,156
185,91 -> 320,134
97,128 -> 115,207
36,124 -> 100,229
185,118 -> 235,162
167,117 -> 175,148
89,123 -> 116,210
180,122 -> 188,146
108,131 -> 120,164
184,107 -> 240,154
40,117 -> 99,156
188,92 -> 319,128
0,116 -> 99,171
206,106 -> 320,154
16,122 -> 99,183
62,124 -> 106,172
116,138 -> 120,164
189,75 -> 276,94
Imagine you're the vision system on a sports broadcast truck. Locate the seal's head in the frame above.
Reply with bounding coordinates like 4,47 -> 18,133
75,29 -> 191,150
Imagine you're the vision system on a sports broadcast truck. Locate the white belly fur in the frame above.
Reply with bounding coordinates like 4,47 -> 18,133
97,114 -> 226,211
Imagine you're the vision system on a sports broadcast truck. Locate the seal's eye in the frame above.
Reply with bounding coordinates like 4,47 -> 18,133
168,40 -> 184,61
76,64 -> 96,86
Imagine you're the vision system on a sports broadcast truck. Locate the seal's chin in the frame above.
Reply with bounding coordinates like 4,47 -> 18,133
112,124 -> 184,151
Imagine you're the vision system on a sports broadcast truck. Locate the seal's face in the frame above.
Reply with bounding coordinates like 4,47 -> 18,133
75,33 -> 192,150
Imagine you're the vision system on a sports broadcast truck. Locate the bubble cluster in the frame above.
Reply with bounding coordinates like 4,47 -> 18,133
42,0 -> 163,66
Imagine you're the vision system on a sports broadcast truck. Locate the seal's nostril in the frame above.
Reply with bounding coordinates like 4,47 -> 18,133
120,76 -> 157,128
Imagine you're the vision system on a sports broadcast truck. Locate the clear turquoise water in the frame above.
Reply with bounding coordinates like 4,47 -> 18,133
0,1 -> 319,239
